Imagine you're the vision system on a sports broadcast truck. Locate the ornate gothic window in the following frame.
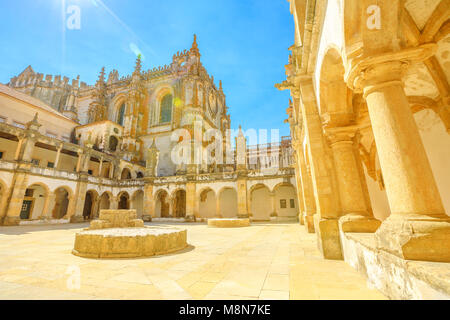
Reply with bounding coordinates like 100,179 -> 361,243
117,103 -> 125,126
160,94 -> 173,124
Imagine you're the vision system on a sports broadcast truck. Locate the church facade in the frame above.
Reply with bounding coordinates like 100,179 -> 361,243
0,36 -> 298,226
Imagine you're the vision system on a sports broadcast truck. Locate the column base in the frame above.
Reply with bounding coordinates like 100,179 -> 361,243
304,215 -> 315,233
185,215 -> 196,222
237,214 -> 249,219
142,215 -> 152,222
70,215 -> 85,223
314,215 -> 343,260
339,214 -> 382,233
299,213 -> 305,225
376,213 -> 450,262
2,216 -> 21,226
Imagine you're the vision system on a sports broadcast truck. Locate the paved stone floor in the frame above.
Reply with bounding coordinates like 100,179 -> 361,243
0,222 -> 387,300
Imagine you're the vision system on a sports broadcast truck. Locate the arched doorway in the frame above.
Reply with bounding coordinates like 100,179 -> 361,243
218,188 -> 238,218
173,190 -> 186,218
155,190 -> 170,218
131,190 -> 144,218
121,168 -> 132,180
20,184 -> 48,220
109,136 -> 119,152
52,187 -> 70,219
199,188 -> 216,218
118,192 -> 130,209
82,191 -> 97,221
274,184 -> 297,219
250,184 -> 271,221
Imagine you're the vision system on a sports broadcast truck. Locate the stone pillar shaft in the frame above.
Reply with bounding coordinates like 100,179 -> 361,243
358,59 -> 450,261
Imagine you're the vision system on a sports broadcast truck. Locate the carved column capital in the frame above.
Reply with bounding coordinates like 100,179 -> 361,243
346,44 -> 437,94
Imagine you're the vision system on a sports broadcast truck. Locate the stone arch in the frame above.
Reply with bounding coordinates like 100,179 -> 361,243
131,190 -> 144,218
110,93 -> 128,124
198,187 -> 216,218
319,47 -> 353,124
273,182 -> 298,219
136,171 -> 144,179
83,190 -> 99,221
149,86 -> 175,128
118,191 -> 130,210
109,136 -> 119,152
172,189 -> 186,218
218,187 -> 238,218
21,183 -> 50,220
52,186 -> 73,219
249,183 -> 272,221
121,167 -> 132,180
154,189 -> 170,218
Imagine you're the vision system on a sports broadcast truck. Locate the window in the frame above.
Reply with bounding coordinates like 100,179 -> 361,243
290,199 -> 295,209
117,103 -> 125,126
13,121 -> 25,129
47,162 -> 55,168
160,94 -> 173,124
0,152 -> 3,159
31,159 -> 40,166
46,131 -> 57,139
88,170 -> 93,175
25,189 -> 34,197
280,199 -> 287,209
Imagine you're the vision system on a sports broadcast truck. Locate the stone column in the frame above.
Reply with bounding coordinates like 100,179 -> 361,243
43,192 -> 57,219
70,175 -> 88,223
143,181 -> 154,221
215,196 -> 221,218
186,181 -> 196,221
110,196 -> 119,210
269,191 -> 277,219
237,176 -> 249,218
326,127 -> 381,233
98,157 -> 104,178
3,172 -> 29,226
353,55 -> 450,262
54,144 -> 63,170
294,165 -> 305,225
294,142 -> 316,233
298,78 -> 342,259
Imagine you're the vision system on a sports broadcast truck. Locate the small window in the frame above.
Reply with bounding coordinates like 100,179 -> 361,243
31,159 -> 40,166
0,152 -> 3,159
25,189 -> 34,197
88,170 -> 93,175
290,199 -> 295,209
13,121 -> 25,129
47,162 -> 55,168
280,199 -> 287,209
160,94 -> 173,124
117,104 -> 125,126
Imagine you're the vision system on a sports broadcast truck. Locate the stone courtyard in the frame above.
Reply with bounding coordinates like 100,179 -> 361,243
0,222 -> 386,300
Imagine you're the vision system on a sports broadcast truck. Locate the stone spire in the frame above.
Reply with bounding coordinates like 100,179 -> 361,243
96,67 -> 106,87
190,34 -> 200,57
133,54 -> 142,77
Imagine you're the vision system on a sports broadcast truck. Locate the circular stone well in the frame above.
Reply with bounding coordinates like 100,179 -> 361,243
207,218 -> 251,228
72,226 -> 187,259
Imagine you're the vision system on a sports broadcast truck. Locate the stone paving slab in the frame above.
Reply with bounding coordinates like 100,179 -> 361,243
0,222 -> 387,300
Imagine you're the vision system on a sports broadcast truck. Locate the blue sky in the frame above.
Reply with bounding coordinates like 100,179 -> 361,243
0,0 -> 294,138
